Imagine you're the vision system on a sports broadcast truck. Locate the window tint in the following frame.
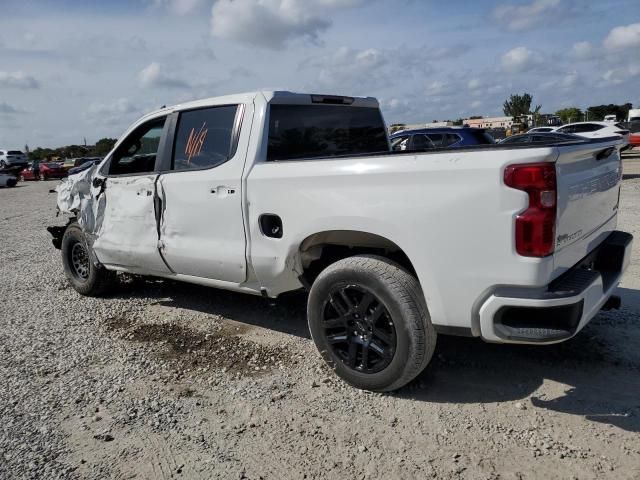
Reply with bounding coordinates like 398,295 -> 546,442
574,123 -> 604,133
469,130 -> 495,144
7,150 -> 23,155
267,105 -> 388,161
172,105 -> 239,170
557,125 -> 573,133
424,133 -> 444,147
391,135 -> 409,151
443,133 -> 461,147
108,117 -> 166,175
411,134 -> 434,150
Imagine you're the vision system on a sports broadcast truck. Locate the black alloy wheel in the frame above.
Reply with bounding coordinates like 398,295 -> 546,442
321,285 -> 397,374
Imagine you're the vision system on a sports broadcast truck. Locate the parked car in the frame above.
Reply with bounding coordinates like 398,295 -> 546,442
50,91 -> 632,392
527,127 -> 556,133
553,121 -> 630,144
68,158 -> 101,176
20,163 -> 38,181
39,162 -> 68,180
390,127 -> 494,151
0,150 -> 28,169
0,173 -> 18,187
500,132 -> 582,145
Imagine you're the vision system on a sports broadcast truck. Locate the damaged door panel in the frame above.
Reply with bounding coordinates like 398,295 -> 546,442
92,175 -> 171,274
156,104 -> 249,283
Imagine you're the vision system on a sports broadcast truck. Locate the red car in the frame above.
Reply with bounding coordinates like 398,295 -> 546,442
20,162 -> 68,181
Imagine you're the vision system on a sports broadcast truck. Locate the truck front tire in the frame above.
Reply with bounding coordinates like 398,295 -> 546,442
61,223 -> 116,297
307,255 -> 436,392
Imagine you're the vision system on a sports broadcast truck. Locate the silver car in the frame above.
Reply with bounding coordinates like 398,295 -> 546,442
0,150 -> 28,169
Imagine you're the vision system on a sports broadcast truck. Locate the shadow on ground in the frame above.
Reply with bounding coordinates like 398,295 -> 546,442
112,279 -> 640,432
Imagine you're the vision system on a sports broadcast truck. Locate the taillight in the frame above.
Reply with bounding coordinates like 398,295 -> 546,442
504,162 -> 557,257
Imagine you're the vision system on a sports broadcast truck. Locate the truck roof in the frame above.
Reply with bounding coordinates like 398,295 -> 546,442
142,91 -> 380,121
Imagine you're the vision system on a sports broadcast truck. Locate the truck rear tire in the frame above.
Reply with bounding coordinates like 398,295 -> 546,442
61,223 -> 116,297
307,255 -> 436,392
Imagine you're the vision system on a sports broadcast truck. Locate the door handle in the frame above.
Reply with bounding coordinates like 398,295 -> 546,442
210,186 -> 236,197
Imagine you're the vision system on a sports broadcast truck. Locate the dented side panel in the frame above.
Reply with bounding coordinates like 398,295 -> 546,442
92,175 -> 171,273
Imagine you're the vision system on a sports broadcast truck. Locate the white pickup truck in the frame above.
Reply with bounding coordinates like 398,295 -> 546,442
50,91 -> 633,392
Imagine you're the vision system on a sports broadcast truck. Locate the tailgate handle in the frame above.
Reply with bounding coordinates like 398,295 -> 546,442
595,147 -> 615,161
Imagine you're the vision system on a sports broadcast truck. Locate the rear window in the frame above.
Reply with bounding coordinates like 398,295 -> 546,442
8,150 -> 23,155
469,130 -> 495,144
267,105 -> 388,161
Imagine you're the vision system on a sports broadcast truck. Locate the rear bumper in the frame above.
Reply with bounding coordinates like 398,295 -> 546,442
478,231 -> 633,344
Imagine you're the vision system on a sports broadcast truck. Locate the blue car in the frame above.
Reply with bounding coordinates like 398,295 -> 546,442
390,127 -> 495,151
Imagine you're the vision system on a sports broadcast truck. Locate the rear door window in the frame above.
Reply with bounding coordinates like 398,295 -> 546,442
575,123 -> 604,133
424,133 -> 444,147
410,134 -> 434,150
443,133 -> 461,147
172,105 -> 239,170
267,105 -> 388,161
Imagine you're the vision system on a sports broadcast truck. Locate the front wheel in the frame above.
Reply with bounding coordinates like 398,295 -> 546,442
307,255 -> 436,392
61,223 -> 116,296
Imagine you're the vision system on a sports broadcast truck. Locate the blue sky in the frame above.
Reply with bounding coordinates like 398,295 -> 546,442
1,0 -> 639,148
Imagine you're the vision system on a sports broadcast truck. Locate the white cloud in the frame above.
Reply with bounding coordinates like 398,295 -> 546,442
210,0 -> 370,49
425,80 -> 455,97
467,78 -> 482,90
309,47 -> 388,90
0,71 -> 39,89
604,23 -> 640,50
138,62 -> 189,88
501,46 -> 542,73
88,98 -> 138,116
151,0 -> 205,15
0,102 -> 23,115
602,65 -> 640,86
571,41 -> 596,60
86,98 -> 142,127
493,0 -> 568,31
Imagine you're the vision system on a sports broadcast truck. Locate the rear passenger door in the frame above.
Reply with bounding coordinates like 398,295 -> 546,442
157,103 -> 250,283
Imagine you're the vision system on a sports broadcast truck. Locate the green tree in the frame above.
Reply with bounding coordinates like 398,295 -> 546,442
93,138 -> 117,156
503,93 -> 541,127
586,103 -> 632,121
555,107 -> 583,124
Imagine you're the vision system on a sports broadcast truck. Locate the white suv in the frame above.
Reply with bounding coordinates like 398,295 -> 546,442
554,122 -> 630,144
0,150 -> 28,169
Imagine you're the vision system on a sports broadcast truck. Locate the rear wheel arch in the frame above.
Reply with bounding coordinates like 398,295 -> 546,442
298,230 -> 419,286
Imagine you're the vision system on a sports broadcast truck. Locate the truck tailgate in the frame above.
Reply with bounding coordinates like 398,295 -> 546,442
554,138 -> 623,273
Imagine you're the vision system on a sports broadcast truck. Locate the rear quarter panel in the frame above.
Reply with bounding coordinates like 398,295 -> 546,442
245,147 -> 563,330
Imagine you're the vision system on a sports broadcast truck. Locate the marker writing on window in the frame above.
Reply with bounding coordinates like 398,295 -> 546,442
185,122 -> 208,164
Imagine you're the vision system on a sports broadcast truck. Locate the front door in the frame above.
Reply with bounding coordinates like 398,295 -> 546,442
157,103 -> 249,283
92,116 -> 172,274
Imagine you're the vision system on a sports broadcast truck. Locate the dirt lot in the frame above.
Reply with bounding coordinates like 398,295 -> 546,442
1,176 -> 639,480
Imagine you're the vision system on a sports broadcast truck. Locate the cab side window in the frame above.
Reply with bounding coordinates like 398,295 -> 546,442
108,117 -> 167,176
172,105 -> 239,170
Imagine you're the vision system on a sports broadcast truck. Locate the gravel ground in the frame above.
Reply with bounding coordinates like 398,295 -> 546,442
1,178 -> 639,480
